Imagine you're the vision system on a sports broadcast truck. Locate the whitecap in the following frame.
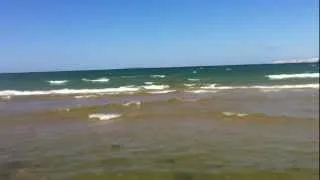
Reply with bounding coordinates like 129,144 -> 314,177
144,82 -> 154,85
192,70 -> 197,74
48,80 -> 68,85
142,85 -> 169,90
88,113 -> 121,121
151,75 -> 166,78
82,78 -> 109,83
266,73 -> 319,80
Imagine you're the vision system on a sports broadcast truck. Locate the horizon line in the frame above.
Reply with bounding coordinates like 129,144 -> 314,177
0,60 -> 318,75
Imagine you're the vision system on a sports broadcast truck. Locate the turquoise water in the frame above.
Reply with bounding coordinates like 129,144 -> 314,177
0,63 -> 318,92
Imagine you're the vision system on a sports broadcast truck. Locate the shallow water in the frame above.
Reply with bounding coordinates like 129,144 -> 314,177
0,90 -> 318,179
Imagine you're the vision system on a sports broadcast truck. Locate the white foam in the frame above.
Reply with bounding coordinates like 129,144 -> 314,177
1,83 -> 318,97
200,84 -> 319,90
192,70 -> 197,74
222,112 -> 235,116
88,113 -> 121,121
123,101 -> 141,108
222,112 -> 248,117
0,86 -> 140,96
188,78 -> 200,81
266,73 -> 319,80
125,85 -> 136,88
142,85 -> 169,90
74,95 -> 98,99
151,75 -> 166,78
200,84 -> 218,89
144,82 -> 154,85
236,113 -> 248,117
1,95 -> 11,100
185,90 -> 218,93
252,84 -> 319,89
184,83 -> 196,87
147,90 -> 176,94
82,78 -> 109,83
201,84 -> 234,90
260,89 -> 281,92
48,80 -> 68,85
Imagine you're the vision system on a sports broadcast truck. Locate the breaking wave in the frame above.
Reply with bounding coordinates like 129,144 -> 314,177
266,73 -> 319,80
0,84 -> 317,97
142,85 -> 170,90
0,86 -> 139,96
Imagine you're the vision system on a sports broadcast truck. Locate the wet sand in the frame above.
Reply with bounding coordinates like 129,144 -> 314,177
0,89 -> 318,179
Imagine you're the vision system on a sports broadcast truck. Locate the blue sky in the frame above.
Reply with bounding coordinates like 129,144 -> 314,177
0,0 -> 318,72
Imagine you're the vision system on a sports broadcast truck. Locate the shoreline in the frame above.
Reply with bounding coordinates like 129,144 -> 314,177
1,88 -> 318,119
0,84 -> 318,180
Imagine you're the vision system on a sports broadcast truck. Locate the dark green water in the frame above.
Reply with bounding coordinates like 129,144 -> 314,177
0,63 -> 318,92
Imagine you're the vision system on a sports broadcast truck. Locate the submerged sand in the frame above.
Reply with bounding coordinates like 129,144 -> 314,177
0,89 -> 318,179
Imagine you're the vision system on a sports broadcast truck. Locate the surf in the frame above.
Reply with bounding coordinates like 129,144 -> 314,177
266,73 -> 319,80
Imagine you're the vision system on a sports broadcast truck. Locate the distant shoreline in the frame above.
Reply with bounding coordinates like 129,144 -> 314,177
272,57 -> 319,64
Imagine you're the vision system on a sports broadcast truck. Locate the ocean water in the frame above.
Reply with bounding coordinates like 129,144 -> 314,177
0,63 -> 319,179
0,63 -> 318,95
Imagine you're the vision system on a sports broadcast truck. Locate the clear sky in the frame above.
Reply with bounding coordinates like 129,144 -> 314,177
0,0 -> 318,72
